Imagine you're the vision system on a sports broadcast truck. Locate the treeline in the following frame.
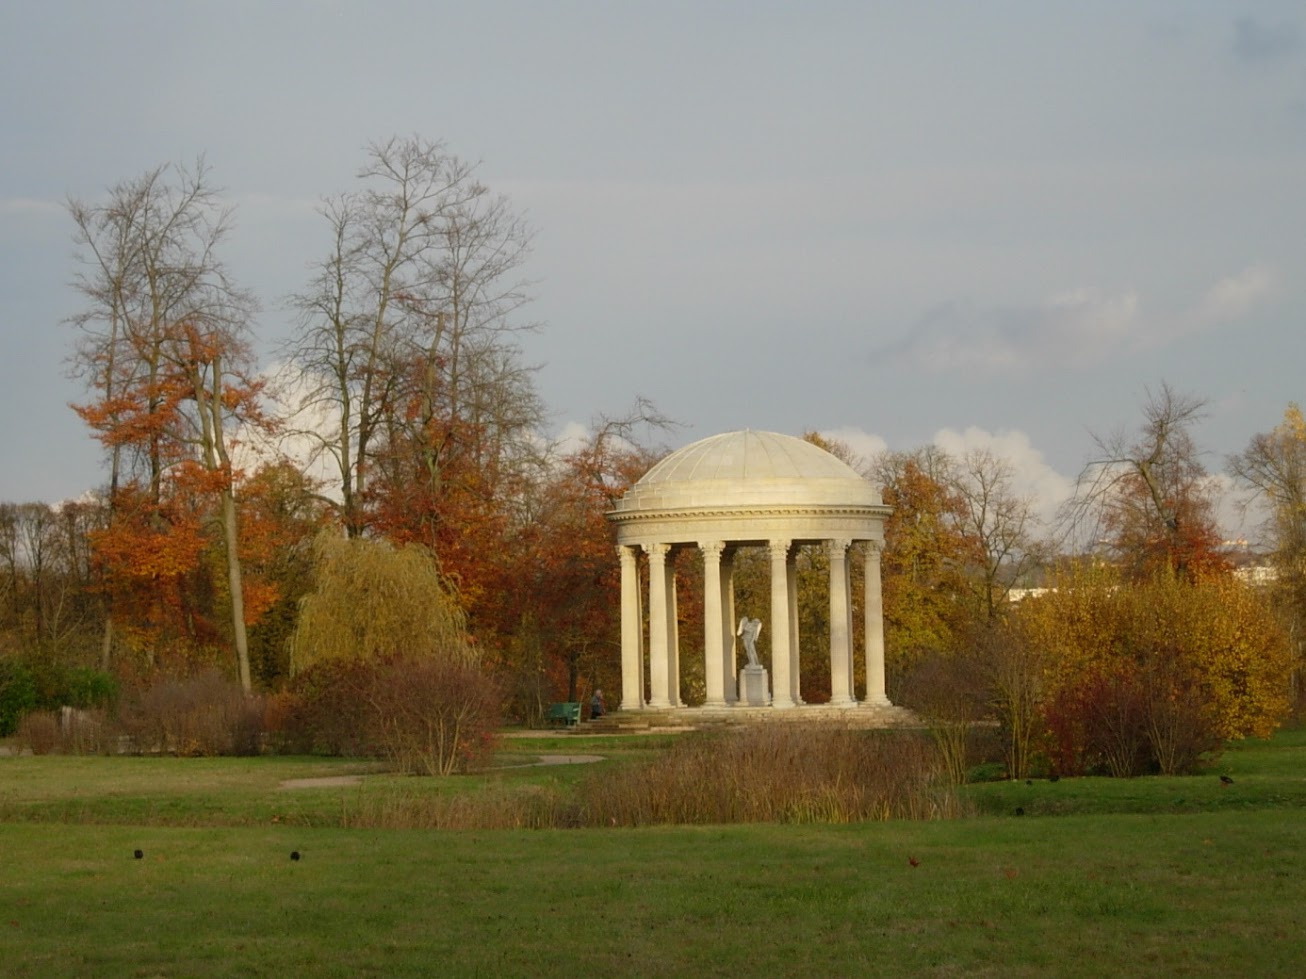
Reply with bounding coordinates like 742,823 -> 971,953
2,137 -> 667,740
1,138 -> 1303,778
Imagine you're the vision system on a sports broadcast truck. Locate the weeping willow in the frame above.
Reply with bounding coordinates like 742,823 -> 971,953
290,532 -> 474,673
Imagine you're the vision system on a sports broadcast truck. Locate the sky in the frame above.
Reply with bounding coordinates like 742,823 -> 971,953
2,1 -> 1303,540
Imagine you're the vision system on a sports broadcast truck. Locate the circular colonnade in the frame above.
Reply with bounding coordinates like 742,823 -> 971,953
607,430 -> 895,713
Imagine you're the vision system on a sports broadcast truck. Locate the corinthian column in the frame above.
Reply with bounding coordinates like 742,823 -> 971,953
722,548 -> 738,704
646,543 -> 672,708
828,538 -> 855,705
863,541 -> 891,706
701,541 -> 726,706
618,544 -> 643,710
769,539 -> 795,708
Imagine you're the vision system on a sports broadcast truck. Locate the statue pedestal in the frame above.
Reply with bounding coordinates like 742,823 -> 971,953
740,665 -> 771,706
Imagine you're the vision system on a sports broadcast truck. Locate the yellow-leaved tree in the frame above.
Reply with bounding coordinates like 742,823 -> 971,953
1015,565 -> 1292,775
290,532 -> 473,673
287,533 -> 495,776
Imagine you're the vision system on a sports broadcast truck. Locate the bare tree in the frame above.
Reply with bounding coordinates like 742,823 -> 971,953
1230,404 -> 1306,573
1061,382 -> 1225,579
285,136 -> 541,538
953,448 -> 1042,620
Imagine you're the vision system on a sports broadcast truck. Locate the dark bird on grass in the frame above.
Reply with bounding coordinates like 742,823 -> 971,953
133,850 -> 143,860
1049,775 -> 1060,783
1025,779 -> 1032,786
290,851 -> 301,861
908,856 -> 920,867
1220,775 -> 1234,786
1015,807 -> 1025,816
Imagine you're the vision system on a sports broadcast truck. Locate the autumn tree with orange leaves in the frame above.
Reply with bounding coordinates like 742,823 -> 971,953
68,161 -> 271,690
873,447 -> 980,676
491,405 -> 670,721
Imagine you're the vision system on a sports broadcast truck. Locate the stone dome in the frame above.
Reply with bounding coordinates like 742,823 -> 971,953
612,430 -> 882,514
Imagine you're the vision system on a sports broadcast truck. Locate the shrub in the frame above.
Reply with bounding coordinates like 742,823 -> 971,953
16,710 -> 60,754
63,667 -> 118,710
898,650 -> 987,784
363,656 -> 502,776
116,670 -> 265,756
275,655 -> 502,774
0,660 -> 37,737
1019,568 -> 1293,776
274,659 -> 377,756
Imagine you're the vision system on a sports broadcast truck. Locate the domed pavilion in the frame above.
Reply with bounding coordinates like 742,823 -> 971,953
607,430 -> 896,715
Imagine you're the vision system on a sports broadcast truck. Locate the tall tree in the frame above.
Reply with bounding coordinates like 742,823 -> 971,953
68,160 -> 267,689
1230,403 -> 1306,707
503,402 -> 670,710
285,136 -> 540,541
1231,403 -> 1306,581
1065,382 -> 1228,580
873,447 -> 978,676
952,447 -> 1042,621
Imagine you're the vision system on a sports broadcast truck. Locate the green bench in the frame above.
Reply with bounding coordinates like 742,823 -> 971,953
545,702 -> 581,727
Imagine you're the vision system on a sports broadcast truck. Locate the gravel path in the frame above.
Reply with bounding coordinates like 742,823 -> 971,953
278,753 -> 604,788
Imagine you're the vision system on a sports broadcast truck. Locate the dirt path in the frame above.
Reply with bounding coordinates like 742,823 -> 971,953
278,753 -> 604,789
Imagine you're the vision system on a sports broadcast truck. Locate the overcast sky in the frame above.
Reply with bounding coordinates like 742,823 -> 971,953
2,1 -> 1303,537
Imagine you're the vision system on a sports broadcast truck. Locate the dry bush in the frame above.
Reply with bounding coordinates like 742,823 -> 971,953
116,670 -> 265,756
363,656 -> 502,776
576,723 -> 959,827
332,725 -> 955,831
273,660 -> 376,756
16,710 -> 60,755
1141,656 -> 1223,775
272,655 -> 502,775
898,651 -> 987,784
16,707 -> 113,756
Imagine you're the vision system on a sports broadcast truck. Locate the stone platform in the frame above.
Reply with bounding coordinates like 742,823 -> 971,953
580,703 -> 922,734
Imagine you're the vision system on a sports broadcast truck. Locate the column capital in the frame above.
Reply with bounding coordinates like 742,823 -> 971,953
646,541 -> 670,560
862,539 -> 884,557
768,539 -> 792,560
828,538 -> 851,559
698,540 -> 725,560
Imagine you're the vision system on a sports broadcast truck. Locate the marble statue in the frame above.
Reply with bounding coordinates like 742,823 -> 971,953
737,616 -> 763,668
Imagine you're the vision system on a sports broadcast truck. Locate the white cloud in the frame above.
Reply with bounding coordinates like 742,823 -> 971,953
817,426 -> 888,470
549,420 -> 593,457
931,426 -> 1075,530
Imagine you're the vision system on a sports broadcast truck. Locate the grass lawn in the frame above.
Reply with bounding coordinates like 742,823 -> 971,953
2,729 -> 1304,977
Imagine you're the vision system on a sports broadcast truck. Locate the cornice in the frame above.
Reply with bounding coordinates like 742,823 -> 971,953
606,503 -> 893,525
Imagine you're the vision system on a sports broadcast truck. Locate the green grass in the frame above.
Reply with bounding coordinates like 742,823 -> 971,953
2,730 -> 1305,976
963,728 -> 1306,817
3,814 -> 1304,977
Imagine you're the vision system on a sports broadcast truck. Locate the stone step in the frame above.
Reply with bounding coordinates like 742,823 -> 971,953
572,703 -> 922,734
